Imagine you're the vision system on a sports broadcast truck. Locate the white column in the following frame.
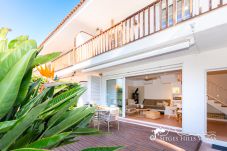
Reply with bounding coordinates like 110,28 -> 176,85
182,54 -> 206,136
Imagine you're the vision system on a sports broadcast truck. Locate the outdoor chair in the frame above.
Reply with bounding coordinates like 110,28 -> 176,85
93,107 -> 120,132
104,107 -> 120,132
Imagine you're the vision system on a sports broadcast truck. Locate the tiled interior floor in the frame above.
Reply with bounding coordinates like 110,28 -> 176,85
207,120 -> 227,141
126,114 -> 182,128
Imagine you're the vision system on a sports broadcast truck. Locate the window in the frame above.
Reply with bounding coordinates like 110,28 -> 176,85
184,0 -> 191,19
162,8 -> 167,29
177,0 -> 182,22
161,0 -> 167,29
106,79 -> 123,116
162,1 -> 174,28
168,4 -> 173,26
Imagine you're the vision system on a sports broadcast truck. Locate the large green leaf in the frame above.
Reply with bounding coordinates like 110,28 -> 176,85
15,88 -> 50,118
44,88 -> 86,129
43,106 -> 95,137
74,114 -> 93,129
53,84 -> 68,96
22,79 -> 41,106
0,102 -> 48,150
8,36 -> 29,49
30,79 -> 42,99
0,39 -> 37,68
0,38 -> 37,82
42,85 -> 81,114
10,131 -> 37,149
32,52 -> 61,67
73,128 -> 100,135
12,148 -> 49,151
0,48 -> 36,118
27,132 -> 70,149
82,146 -> 123,151
27,79 -> 41,97
0,120 -> 17,133
16,69 -> 32,104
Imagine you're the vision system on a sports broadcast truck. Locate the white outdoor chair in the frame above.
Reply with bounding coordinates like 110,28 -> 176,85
93,107 -> 120,132
105,107 -> 120,132
92,109 -> 108,130
96,107 -> 119,132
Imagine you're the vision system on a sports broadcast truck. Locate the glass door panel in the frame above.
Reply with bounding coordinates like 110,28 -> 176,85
106,79 -> 123,116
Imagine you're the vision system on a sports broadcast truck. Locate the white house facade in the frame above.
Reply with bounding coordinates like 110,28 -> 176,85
40,0 -> 227,147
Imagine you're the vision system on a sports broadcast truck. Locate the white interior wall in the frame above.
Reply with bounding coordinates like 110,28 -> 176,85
127,86 -> 144,104
126,74 -> 180,103
144,80 -> 172,100
208,74 -> 227,90
144,77 -> 177,100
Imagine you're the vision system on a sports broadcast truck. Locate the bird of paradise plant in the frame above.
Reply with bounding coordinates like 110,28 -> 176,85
0,28 -> 122,151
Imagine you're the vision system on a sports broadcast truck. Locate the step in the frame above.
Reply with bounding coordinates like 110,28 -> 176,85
208,100 -> 227,115
209,100 -> 227,106
214,101 -> 221,104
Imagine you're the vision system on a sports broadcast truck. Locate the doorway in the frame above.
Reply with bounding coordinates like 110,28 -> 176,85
125,70 -> 182,128
207,70 -> 227,141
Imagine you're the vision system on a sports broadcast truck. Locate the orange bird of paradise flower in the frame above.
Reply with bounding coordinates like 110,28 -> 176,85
36,64 -> 55,79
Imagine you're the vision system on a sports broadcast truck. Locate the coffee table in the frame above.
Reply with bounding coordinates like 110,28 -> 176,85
136,108 -> 150,117
145,110 -> 161,119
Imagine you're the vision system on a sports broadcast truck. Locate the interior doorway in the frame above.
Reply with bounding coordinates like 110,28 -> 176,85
207,70 -> 227,141
125,70 -> 182,128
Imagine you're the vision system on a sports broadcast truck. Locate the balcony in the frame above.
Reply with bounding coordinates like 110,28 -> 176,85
52,0 -> 227,71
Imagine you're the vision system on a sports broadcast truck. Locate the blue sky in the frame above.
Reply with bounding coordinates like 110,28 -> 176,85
0,0 -> 80,44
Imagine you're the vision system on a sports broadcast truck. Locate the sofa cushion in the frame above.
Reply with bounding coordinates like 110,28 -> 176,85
143,99 -> 170,111
157,102 -> 163,106
144,100 -> 156,105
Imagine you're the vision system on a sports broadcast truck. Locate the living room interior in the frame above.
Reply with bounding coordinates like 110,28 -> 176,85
207,70 -> 227,141
125,70 -> 182,128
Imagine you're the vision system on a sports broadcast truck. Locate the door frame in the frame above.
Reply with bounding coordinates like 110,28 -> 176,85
205,68 -> 227,143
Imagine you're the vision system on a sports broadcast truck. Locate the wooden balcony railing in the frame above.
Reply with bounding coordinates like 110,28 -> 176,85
52,0 -> 227,71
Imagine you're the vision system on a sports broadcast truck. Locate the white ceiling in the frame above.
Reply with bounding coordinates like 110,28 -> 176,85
41,0 -> 155,54
127,70 -> 182,81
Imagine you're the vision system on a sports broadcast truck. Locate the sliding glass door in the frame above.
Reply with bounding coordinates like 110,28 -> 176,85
106,79 -> 123,116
